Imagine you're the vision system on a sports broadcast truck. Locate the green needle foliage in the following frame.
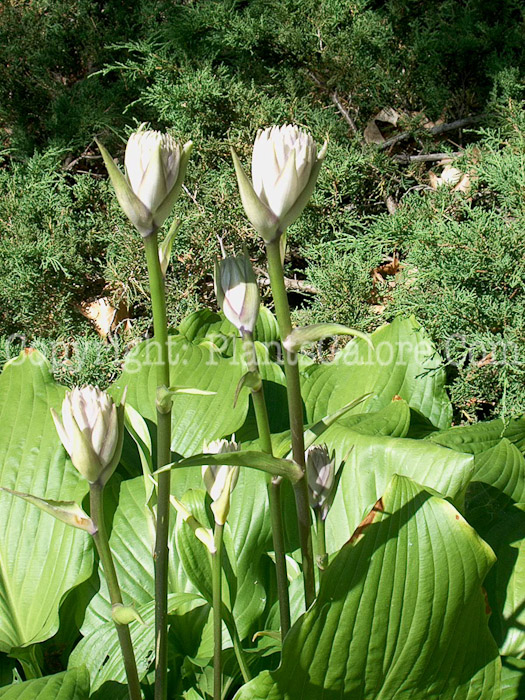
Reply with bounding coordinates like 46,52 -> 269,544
0,0 -> 524,421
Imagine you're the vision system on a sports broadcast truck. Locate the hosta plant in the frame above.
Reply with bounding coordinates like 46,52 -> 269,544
0,124 -> 522,700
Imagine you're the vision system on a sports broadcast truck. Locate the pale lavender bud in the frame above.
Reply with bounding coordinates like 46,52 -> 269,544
214,253 -> 260,334
306,444 -> 336,520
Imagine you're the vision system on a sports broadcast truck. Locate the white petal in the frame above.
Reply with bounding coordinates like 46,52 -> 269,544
99,404 -> 119,466
250,124 -> 318,218
51,408 -> 72,455
90,410 -> 107,458
62,393 -> 79,437
265,150 -> 299,217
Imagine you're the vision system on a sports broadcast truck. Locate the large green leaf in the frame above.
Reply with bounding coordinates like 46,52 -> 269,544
482,504 -> 525,657
81,475 -> 200,633
173,488 -> 217,604
227,464 -> 272,636
178,307 -> 279,351
0,668 -> 89,699
0,351 -> 92,652
81,462 -> 272,690
473,439 -> 525,504
247,398 -> 411,460
235,475 -> 500,700
321,425 -> 475,550
111,334 -> 248,456
430,416 -> 525,456
78,472 -> 209,692
501,658 -> 525,699
337,398 -> 411,438
302,316 -> 452,429
174,467 -> 273,640
69,594 -> 205,692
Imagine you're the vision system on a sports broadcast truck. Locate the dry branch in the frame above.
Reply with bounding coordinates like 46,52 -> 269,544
256,268 -> 320,295
378,115 -> 484,151
394,152 -> 462,164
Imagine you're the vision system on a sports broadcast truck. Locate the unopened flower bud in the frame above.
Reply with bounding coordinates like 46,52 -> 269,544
231,124 -> 327,242
98,128 -> 192,237
306,444 -> 336,520
202,439 -> 240,525
52,386 -> 125,486
112,604 -> 145,626
214,253 -> 260,334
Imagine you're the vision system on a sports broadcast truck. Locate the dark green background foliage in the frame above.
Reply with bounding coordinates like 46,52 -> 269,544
0,0 -> 524,420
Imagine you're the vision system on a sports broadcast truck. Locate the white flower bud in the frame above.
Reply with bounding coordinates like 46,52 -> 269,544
214,253 -> 260,334
125,131 -> 181,213
97,129 -> 192,237
305,444 -> 336,520
231,124 -> 327,242
52,386 -> 124,485
202,439 -> 240,525
252,125 -> 317,218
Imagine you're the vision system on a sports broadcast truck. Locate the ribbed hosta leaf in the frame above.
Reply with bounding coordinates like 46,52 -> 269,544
111,334 -> 248,456
473,440 -> 525,503
174,466 -> 273,640
81,474 -> 200,634
501,658 -> 525,699
81,462 -> 272,690
321,424 -> 474,550
302,316 -> 452,429
482,504 -> 525,657
337,398 -> 411,437
179,307 -> 279,350
0,668 -> 89,699
0,351 -> 92,652
235,476 -> 500,700
70,594 -> 205,692
430,416 -> 525,455
247,398 -> 411,460
227,464 -> 272,635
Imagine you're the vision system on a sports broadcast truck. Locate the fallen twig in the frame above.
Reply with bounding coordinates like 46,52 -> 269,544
256,268 -> 320,295
63,141 -> 101,171
394,152 -> 461,164
329,91 -> 359,137
306,71 -> 363,142
378,115 -> 484,151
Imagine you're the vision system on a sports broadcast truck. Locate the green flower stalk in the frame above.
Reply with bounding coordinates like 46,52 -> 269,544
53,387 -> 141,700
203,439 -> 241,700
232,124 -> 327,609
143,231 -> 173,700
99,128 -> 193,700
241,329 -> 292,636
214,252 -> 291,635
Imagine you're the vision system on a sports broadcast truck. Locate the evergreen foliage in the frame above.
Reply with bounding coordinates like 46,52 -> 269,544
0,0 -> 524,421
